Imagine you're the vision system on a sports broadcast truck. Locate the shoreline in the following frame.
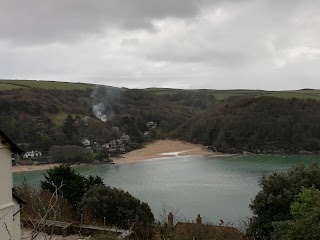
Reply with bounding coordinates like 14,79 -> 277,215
12,142 -> 320,173
12,140 -> 215,172
12,163 -> 62,173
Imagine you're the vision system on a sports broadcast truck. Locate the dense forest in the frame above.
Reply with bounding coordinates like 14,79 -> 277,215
178,97 -> 320,154
1,80 -> 320,161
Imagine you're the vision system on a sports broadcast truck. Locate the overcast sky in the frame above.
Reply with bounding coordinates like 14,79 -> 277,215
1,0 -> 320,90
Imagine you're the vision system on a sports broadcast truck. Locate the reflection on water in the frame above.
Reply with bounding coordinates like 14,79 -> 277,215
13,155 -> 320,223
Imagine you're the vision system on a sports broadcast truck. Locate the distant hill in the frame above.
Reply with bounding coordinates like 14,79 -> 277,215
1,79 -> 320,156
1,79 -> 320,100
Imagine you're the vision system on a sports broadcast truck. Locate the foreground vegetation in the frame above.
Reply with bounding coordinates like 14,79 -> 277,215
247,163 -> 320,240
18,165 -> 154,239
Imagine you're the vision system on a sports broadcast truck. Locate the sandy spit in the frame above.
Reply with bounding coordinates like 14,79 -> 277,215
112,140 -> 215,164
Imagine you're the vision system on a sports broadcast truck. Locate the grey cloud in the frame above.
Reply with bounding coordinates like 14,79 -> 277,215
0,0 -> 213,44
135,0 -> 320,68
121,38 -> 140,46
1,0 -> 320,90
144,45 -> 253,67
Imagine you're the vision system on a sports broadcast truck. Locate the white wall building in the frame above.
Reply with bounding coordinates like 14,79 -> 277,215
23,150 -> 42,159
81,138 -> 91,147
120,133 -> 130,142
146,121 -> 157,129
0,129 -> 24,240
102,143 -> 110,149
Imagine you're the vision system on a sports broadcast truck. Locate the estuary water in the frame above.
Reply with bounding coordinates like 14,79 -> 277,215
13,154 -> 320,223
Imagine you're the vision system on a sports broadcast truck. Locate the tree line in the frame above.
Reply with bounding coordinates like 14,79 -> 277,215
177,97 -> 320,154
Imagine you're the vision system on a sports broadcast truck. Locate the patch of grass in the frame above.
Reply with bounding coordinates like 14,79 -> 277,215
47,112 -> 85,125
0,82 -> 27,90
207,90 -> 264,100
265,91 -> 320,100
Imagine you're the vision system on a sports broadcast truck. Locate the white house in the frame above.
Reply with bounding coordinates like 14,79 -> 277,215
109,140 -> 117,148
120,133 -> 130,143
146,121 -> 157,129
81,138 -> 91,147
0,129 -> 24,240
102,143 -> 110,149
23,150 -> 42,159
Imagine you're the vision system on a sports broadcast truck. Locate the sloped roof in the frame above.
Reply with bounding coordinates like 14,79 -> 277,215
12,189 -> 26,205
0,129 -> 22,154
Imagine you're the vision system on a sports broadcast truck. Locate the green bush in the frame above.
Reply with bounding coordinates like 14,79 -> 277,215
78,185 -> 154,229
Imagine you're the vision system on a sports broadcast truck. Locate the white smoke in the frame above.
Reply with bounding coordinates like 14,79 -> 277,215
100,115 -> 107,122
92,103 -> 107,122
91,86 -> 118,122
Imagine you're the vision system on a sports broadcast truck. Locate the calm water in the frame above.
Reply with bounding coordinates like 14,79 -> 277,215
13,155 -> 320,223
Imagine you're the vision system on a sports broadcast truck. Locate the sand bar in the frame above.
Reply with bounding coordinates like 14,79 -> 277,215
112,140 -> 214,164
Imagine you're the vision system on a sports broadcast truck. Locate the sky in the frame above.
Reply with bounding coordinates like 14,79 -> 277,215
0,0 -> 320,90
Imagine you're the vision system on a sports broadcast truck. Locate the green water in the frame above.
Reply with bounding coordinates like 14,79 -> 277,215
13,155 -> 320,223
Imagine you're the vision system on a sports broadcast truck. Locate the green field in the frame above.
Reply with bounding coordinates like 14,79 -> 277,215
145,87 -> 320,100
0,79 -> 95,91
264,90 -> 320,100
0,82 -> 26,90
145,88 -> 266,100
144,88 -> 185,95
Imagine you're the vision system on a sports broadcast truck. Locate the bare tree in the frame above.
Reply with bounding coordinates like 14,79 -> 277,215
26,182 -> 64,240
158,203 -> 183,226
155,203 -> 183,240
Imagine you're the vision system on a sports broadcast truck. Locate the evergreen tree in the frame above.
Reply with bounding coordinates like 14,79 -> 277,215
272,187 -> 320,240
247,164 -> 320,239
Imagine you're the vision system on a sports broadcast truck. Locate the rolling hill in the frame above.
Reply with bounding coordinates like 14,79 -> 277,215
1,79 -> 320,156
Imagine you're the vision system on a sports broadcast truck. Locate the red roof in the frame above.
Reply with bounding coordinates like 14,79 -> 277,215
175,222 -> 244,240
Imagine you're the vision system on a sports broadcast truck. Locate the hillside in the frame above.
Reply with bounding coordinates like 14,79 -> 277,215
178,97 -> 320,154
0,81 -> 214,159
145,87 -> 320,100
1,80 -> 320,159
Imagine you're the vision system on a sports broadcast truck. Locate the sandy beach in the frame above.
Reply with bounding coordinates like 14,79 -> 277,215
12,163 -> 61,173
112,140 -> 214,164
